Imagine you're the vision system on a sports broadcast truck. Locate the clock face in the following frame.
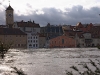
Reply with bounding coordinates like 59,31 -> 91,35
8,14 -> 12,17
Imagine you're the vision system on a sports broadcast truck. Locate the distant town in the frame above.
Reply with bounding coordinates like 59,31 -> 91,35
0,4 -> 100,49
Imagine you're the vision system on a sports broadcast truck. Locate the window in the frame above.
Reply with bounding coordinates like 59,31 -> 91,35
34,37 -> 35,39
36,40 -> 37,42
33,44 -> 35,47
62,39 -> 64,44
36,37 -> 37,39
33,40 -> 35,42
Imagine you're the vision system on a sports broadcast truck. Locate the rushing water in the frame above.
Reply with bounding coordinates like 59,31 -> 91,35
0,48 -> 100,75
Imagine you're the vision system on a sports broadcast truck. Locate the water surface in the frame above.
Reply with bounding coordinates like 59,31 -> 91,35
0,48 -> 100,75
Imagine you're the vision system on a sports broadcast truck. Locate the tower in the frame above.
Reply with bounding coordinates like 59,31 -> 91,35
5,2 -> 14,28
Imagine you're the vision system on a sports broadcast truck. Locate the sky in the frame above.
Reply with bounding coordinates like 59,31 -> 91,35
0,0 -> 100,26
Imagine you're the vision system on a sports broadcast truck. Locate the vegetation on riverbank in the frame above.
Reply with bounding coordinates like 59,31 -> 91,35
0,43 -> 11,59
11,67 -> 27,75
66,59 -> 100,75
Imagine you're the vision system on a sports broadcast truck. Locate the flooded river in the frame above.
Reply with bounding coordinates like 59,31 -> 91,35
0,48 -> 100,75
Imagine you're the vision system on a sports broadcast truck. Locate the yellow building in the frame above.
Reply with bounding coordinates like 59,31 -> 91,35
0,28 -> 27,49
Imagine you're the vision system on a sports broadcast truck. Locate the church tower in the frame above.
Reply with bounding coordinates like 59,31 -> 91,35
5,2 -> 14,28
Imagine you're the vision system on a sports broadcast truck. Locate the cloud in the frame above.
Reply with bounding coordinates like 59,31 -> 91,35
14,8 -> 67,25
26,3 -> 32,8
0,10 -> 5,24
0,0 -> 5,5
1,5 -> 100,26
66,5 -> 100,24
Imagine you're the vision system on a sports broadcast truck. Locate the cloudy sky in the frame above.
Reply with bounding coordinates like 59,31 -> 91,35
0,0 -> 100,26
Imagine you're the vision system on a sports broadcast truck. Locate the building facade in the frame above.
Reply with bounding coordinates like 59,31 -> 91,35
40,23 -> 63,40
0,28 -> 27,48
27,33 -> 39,48
39,34 -> 46,48
49,35 -> 76,48
63,22 -> 100,48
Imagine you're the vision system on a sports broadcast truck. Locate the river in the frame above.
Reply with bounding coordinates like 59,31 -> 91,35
0,48 -> 100,75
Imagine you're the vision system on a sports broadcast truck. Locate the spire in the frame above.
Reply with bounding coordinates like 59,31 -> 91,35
6,0 -> 13,11
9,0 -> 10,6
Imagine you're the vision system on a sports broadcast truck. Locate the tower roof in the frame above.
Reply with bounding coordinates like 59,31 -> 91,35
6,5 -> 13,10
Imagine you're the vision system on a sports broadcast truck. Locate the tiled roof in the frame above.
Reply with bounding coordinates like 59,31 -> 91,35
61,23 -> 100,38
0,28 -> 26,35
6,5 -> 13,10
17,21 -> 40,28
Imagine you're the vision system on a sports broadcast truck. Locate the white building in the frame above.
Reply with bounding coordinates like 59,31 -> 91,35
27,33 -> 39,48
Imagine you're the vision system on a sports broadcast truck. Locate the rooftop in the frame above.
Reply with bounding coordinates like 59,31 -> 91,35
0,28 -> 26,35
6,5 -> 13,10
16,20 -> 40,28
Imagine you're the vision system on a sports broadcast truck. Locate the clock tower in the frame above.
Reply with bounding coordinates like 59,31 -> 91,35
5,4 -> 14,28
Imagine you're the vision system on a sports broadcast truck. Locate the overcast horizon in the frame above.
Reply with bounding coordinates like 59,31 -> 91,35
0,0 -> 100,26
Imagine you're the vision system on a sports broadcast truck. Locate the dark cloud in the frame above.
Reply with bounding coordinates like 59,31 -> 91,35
1,5 -> 100,26
65,6 -> 99,24
14,8 -> 67,25
0,10 -> 5,24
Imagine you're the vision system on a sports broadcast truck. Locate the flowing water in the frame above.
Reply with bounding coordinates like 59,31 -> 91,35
0,48 -> 100,75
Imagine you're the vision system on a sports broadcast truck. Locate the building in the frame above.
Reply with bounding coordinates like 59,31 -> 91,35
40,23 -> 64,48
0,28 -> 27,48
39,34 -> 46,48
40,23 -> 63,40
27,33 -> 39,48
14,20 -> 40,48
5,4 -> 14,28
63,22 -> 100,48
49,35 -> 76,48
14,20 -> 40,33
